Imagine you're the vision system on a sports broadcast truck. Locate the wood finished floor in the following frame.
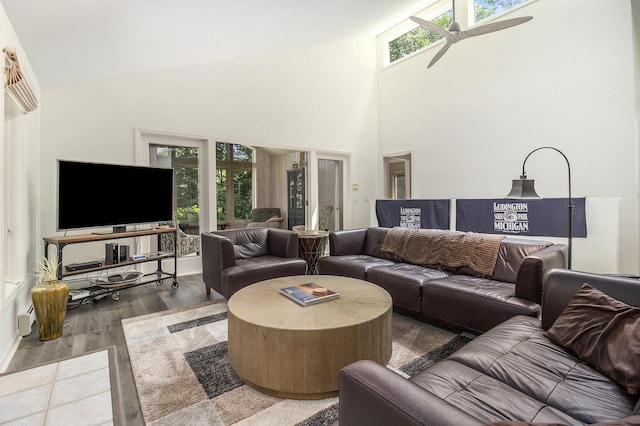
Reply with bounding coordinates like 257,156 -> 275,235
6,273 -> 222,426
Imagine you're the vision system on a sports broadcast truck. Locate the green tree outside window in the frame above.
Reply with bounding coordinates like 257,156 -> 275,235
388,0 -> 529,64
152,145 -> 200,228
389,12 -> 452,63
216,142 -> 253,223
476,0 -> 527,22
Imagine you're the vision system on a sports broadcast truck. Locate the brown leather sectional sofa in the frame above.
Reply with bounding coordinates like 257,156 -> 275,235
201,228 -> 307,298
338,269 -> 640,425
318,227 -> 567,334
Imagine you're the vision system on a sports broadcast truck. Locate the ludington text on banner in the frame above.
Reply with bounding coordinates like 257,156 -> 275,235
456,198 -> 586,238
376,199 -> 450,230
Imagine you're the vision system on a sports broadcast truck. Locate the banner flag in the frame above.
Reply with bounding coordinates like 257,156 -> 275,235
376,199 -> 450,229
456,198 -> 587,238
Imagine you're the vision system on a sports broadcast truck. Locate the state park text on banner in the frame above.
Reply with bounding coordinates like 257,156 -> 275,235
375,199 -> 450,230
456,198 -> 586,238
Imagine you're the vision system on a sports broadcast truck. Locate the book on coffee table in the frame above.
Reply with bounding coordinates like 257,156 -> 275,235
280,282 -> 340,306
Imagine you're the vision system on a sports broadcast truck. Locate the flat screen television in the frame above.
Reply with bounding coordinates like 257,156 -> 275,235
57,160 -> 174,232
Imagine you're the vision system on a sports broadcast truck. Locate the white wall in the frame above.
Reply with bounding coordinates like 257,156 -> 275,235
40,36 -> 379,238
376,0 -> 638,274
0,2 -> 41,370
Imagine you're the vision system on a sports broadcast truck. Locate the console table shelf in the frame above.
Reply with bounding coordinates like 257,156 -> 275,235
43,228 -> 179,306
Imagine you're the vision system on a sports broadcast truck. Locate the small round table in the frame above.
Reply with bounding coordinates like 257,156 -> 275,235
297,230 -> 329,275
227,275 -> 392,400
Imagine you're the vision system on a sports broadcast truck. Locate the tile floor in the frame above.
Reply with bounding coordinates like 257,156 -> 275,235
0,349 -> 113,425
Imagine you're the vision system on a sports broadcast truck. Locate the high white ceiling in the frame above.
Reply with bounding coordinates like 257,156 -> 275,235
2,0 -> 429,88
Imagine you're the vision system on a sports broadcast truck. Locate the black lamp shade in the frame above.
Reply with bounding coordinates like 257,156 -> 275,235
506,179 -> 541,199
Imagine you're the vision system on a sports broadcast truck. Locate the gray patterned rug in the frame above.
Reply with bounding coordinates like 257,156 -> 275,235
122,301 -> 472,425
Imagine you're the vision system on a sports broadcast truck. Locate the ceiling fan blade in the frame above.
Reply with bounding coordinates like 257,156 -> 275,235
428,42 -> 452,68
410,16 -> 452,41
461,16 -> 533,39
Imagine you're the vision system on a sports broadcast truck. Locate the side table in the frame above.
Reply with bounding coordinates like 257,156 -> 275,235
296,230 -> 329,275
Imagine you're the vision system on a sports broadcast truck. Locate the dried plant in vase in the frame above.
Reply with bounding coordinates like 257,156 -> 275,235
37,250 -> 60,282
31,250 -> 70,341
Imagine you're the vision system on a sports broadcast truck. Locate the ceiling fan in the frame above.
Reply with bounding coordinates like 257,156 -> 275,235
410,2 -> 532,68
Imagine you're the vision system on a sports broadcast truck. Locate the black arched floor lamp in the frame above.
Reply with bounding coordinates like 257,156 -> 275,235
505,146 -> 573,269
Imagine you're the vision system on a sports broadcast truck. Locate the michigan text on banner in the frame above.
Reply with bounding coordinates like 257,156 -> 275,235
376,199 -> 450,230
456,198 -> 586,238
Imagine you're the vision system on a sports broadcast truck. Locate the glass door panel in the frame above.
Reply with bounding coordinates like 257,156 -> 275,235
318,159 -> 343,231
233,169 -> 253,221
216,142 -> 254,229
287,169 -> 305,229
150,145 -> 200,257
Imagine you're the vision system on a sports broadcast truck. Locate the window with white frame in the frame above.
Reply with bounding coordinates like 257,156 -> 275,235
388,10 -> 452,64
216,142 -> 254,227
384,0 -> 533,66
474,0 -> 529,24
387,2 -> 452,65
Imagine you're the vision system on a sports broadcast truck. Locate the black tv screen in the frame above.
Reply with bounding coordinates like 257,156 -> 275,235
57,160 -> 174,231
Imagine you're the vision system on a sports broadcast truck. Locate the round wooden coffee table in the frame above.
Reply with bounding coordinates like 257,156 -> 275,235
227,275 -> 392,400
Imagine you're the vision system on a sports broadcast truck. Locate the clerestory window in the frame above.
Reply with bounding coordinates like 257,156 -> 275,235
388,10 -> 452,64
474,0 -> 529,24
384,0 -> 533,66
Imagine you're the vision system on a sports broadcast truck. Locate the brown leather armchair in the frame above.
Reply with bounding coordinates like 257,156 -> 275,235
201,227 -> 307,298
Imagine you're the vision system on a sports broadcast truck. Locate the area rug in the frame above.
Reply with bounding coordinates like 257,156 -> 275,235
122,301 -> 473,425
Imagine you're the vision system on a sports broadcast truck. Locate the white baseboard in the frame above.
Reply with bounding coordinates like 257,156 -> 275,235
0,330 -> 22,373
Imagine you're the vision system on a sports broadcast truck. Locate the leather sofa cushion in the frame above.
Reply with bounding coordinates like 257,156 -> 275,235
446,316 -> 636,424
489,422 -> 568,426
545,284 -> 640,395
490,417 -> 640,426
411,360 -> 581,425
421,275 -> 539,333
317,255 -> 395,280
366,263 -> 450,314
491,239 -> 552,283
225,228 -> 269,259
222,255 -> 306,297
363,227 -> 398,261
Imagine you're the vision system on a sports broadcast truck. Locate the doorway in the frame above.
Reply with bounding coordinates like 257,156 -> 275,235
384,153 -> 411,199
316,156 -> 345,232
136,130 -> 211,276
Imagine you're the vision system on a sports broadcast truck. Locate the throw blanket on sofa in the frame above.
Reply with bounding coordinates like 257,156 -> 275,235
381,228 -> 504,276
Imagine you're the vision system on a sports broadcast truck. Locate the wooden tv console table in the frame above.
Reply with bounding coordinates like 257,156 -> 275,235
43,228 -> 179,306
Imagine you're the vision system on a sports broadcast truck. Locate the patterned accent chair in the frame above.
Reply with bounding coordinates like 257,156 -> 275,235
160,228 -> 200,257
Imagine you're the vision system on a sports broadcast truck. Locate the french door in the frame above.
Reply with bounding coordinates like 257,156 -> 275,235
149,145 -> 200,238
310,151 -> 349,232
317,158 -> 343,231
136,130 -> 212,276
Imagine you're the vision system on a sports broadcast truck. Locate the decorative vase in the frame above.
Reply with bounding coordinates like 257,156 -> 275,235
31,280 -> 70,341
